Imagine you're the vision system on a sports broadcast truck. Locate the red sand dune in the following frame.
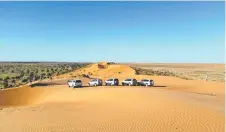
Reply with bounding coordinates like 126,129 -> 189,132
0,63 -> 224,132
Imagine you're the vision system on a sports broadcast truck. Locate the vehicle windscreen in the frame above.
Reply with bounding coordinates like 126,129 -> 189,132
141,80 -> 149,82
125,79 -> 131,81
107,79 -> 113,81
76,80 -> 81,83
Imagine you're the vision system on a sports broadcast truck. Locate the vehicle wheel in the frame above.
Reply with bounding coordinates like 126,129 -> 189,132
129,83 -> 131,86
145,84 -> 148,87
88,83 -> 90,87
94,83 -> 97,86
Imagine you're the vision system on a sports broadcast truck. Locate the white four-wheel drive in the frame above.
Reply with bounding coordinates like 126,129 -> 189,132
68,80 -> 82,88
88,79 -> 103,86
122,78 -> 137,86
105,78 -> 119,86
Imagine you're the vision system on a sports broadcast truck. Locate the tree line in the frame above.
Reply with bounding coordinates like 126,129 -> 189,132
0,62 -> 89,89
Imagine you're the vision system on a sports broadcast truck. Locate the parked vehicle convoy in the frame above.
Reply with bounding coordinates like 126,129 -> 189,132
137,79 -> 154,86
122,78 -> 137,86
88,79 -> 103,86
68,80 -> 82,88
105,78 -> 119,86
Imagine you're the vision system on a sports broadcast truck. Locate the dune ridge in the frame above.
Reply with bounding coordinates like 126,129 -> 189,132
0,62 -> 224,132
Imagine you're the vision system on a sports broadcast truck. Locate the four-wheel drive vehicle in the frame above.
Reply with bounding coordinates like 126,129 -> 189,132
137,79 -> 154,86
68,80 -> 82,88
122,78 -> 137,86
105,78 -> 119,86
88,79 -> 103,86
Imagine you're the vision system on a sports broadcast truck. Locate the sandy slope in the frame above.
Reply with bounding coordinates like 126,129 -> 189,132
0,86 -> 224,132
0,62 -> 225,132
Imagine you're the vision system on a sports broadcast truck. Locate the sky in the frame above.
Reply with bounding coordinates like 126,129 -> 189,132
0,2 -> 225,63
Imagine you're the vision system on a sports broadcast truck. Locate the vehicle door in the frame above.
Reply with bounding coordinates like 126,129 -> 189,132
133,79 -> 137,85
76,80 -> 82,86
115,79 -> 119,85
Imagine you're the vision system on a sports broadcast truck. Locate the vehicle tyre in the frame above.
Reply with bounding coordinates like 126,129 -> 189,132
146,83 -> 148,87
94,83 -> 97,86
129,83 -> 131,86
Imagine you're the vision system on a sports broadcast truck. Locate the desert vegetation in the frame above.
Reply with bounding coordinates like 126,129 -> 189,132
128,63 -> 225,82
132,67 -> 192,80
0,62 -> 89,89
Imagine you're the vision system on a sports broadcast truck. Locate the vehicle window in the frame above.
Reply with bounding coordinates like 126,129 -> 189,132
68,80 -> 72,82
125,79 -> 131,81
108,79 -> 113,81
91,79 -> 97,82
76,80 -> 81,83
141,79 -> 149,82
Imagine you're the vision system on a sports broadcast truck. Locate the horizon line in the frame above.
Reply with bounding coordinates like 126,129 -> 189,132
0,61 -> 224,65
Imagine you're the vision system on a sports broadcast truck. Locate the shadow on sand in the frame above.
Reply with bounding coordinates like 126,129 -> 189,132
30,82 -> 66,88
152,86 -> 167,88
30,82 -> 167,89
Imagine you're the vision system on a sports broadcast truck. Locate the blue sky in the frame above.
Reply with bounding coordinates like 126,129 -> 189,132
0,2 -> 224,63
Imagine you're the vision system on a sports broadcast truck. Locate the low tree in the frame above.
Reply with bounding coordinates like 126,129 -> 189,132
29,72 -> 34,85
22,77 -> 29,83
11,79 -> 16,86
4,76 -> 10,80
3,78 -> 8,89
26,69 -> 30,74
47,73 -> 51,78
35,69 -> 39,74
19,71 -> 24,77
